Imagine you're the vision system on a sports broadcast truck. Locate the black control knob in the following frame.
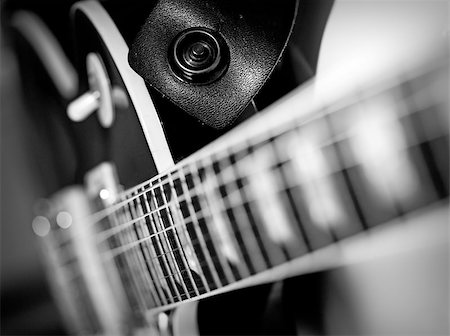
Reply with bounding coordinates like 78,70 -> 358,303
169,28 -> 229,85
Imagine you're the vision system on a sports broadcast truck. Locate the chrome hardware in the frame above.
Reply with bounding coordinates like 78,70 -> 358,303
67,53 -> 128,127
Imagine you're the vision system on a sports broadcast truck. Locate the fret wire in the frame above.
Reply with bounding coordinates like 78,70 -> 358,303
198,156 -> 252,279
81,90 -> 440,246
350,90 -> 412,217
147,187 -> 184,302
329,87 -> 442,229
138,230 -> 169,306
102,224 -> 308,305
230,149 -> 284,268
103,221 -> 254,267
154,179 -> 193,299
141,190 -> 172,305
411,105 -> 447,199
78,66 -> 440,232
162,243 -> 264,278
120,200 -> 156,310
109,206 -> 148,312
106,207 -> 140,309
96,211 -> 149,244
137,190 -> 172,306
104,220 -> 204,258
167,173 -> 210,294
122,201 -> 160,309
100,72 -> 444,249
105,122 -> 428,257
100,122 -> 439,264
386,87 -> 422,213
98,134 -> 379,253
88,130 -> 363,241
120,180 -> 152,199
129,194 -> 163,307
47,63 -> 447,312
185,163 -> 239,283
96,200 -> 187,244
177,166 -> 223,289
99,119 -> 446,304
270,134 -> 318,251
392,83 -> 442,199
126,199 -> 159,309
97,225 -> 138,318
132,238 -> 165,306
141,194 -> 179,304
279,128 -> 342,247
102,219 -> 265,276
116,63 -> 427,202
323,104 -> 374,234
107,112 -> 439,235
221,147 -> 288,265
102,231 -> 139,312
148,186 -> 187,301
256,162 -> 311,257
160,176 -> 202,297
119,201 -> 156,310
205,154 -> 268,273
95,195 -> 200,244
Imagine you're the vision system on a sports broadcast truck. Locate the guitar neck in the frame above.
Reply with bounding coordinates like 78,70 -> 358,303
97,53 -> 448,313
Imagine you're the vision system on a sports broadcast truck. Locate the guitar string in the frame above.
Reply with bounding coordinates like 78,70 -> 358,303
65,132 -> 351,251
156,176 -> 203,297
46,64 -> 442,245
116,57 -> 442,205
60,102 -> 444,266
115,91 -> 436,239
46,95 -> 446,302
76,69 -> 412,227
102,60 -> 444,237
47,70 -> 444,304
70,125 -> 449,303
186,159 -> 240,284
95,101 -> 442,247
135,188 -> 172,305
176,164 -> 225,289
57,139 -> 447,306
56,126 -> 354,292
50,86 -> 442,251
54,102 -> 340,245
52,96 -> 446,286
166,170 -> 212,293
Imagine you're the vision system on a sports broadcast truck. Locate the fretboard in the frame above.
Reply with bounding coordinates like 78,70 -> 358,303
97,55 -> 448,313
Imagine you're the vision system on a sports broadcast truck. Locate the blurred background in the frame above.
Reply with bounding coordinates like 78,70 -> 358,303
1,24 -> 68,335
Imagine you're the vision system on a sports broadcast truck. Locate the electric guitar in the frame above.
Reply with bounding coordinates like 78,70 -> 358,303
9,1 -> 449,335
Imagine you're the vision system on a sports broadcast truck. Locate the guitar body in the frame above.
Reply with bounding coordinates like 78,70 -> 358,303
70,2 -> 172,187
69,2 -> 338,334
2,0 -> 448,335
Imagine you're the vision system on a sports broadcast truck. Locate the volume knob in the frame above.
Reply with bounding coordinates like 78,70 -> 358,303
67,53 -> 127,128
67,90 -> 100,122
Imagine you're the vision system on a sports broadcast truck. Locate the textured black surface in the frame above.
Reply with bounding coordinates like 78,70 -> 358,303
129,0 -> 299,129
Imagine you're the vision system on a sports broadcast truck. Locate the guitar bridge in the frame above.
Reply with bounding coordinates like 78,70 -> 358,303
85,162 -> 122,206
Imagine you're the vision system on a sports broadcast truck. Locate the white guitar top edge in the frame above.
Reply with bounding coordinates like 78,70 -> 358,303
72,0 -> 175,173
